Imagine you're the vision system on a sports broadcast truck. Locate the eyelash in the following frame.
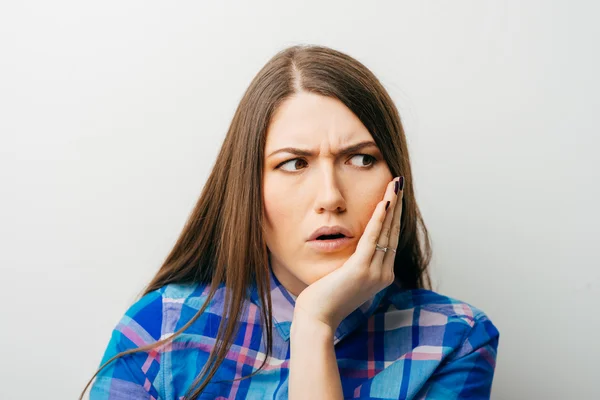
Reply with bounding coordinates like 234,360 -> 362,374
275,154 -> 378,172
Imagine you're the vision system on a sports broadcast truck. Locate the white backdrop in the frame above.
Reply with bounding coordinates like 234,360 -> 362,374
1,1 -> 598,399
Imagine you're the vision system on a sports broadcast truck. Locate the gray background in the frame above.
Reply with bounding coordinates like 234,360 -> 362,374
1,1 -> 598,399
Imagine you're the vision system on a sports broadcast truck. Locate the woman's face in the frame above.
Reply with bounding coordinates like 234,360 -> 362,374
263,92 -> 393,296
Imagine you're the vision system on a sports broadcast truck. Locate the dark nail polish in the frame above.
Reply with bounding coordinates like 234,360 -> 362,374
385,200 -> 390,210
399,176 -> 404,191
394,180 -> 399,195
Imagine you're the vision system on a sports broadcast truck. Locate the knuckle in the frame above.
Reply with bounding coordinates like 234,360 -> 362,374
386,271 -> 396,285
378,212 -> 387,224
375,269 -> 387,282
368,232 -> 380,244
355,267 -> 371,282
380,226 -> 391,238
379,270 -> 394,286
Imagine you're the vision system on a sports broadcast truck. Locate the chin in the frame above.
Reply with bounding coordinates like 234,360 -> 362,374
304,257 -> 346,283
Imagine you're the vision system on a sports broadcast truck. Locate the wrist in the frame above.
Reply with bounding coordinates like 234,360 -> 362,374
291,309 -> 335,341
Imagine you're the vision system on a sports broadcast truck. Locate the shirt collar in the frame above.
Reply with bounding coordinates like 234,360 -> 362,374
249,261 -> 391,345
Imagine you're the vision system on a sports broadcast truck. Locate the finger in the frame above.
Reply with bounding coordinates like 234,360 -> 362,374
353,178 -> 398,265
370,177 -> 400,268
383,176 -> 404,268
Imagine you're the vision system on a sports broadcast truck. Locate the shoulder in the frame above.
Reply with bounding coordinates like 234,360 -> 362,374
90,282 -> 220,399
370,286 -> 501,398
386,285 -> 498,327
383,285 -> 500,356
96,280 -> 225,362
118,280 -> 227,339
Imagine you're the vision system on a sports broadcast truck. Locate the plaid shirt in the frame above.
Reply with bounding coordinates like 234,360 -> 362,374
91,266 -> 499,399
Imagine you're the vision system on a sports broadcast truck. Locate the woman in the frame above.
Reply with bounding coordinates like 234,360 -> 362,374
82,44 -> 499,399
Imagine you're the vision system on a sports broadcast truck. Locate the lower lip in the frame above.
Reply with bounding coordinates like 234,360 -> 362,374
307,237 -> 353,252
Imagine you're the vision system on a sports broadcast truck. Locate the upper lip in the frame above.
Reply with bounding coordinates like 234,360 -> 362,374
308,225 -> 354,241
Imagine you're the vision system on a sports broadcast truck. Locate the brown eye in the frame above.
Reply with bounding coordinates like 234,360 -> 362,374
349,154 -> 376,168
278,158 -> 308,172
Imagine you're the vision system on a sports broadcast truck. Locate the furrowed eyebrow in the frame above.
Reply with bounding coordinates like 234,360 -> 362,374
267,140 -> 378,158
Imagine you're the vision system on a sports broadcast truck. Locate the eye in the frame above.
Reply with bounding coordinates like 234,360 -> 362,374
348,154 -> 377,168
275,154 -> 377,172
277,158 -> 308,172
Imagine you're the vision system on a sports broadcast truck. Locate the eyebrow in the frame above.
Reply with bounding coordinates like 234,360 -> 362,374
267,140 -> 379,158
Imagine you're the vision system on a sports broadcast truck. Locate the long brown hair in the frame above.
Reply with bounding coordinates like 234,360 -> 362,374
80,44 -> 432,399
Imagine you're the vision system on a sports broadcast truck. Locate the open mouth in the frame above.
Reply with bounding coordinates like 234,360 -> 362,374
316,233 -> 346,240
308,230 -> 352,252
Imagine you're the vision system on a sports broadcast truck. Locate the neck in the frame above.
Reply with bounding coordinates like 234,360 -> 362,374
269,254 -> 305,298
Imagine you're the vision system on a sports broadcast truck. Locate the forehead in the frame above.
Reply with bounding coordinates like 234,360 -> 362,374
265,92 -> 372,150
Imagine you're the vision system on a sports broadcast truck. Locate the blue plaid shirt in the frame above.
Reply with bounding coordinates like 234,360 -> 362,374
91,266 -> 499,399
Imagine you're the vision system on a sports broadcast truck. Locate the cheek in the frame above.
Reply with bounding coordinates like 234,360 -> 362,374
353,182 -> 389,233
263,181 -> 296,233
357,199 -> 379,233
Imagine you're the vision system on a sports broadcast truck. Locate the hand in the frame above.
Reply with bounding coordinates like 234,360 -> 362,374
293,176 -> 404,332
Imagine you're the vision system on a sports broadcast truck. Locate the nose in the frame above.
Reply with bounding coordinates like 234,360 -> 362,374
313,166 -> 346,214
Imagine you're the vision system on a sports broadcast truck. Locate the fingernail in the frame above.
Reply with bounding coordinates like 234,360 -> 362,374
385,201 -> 390,210
399,176 -> 404,191
394,180 -> 399,195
